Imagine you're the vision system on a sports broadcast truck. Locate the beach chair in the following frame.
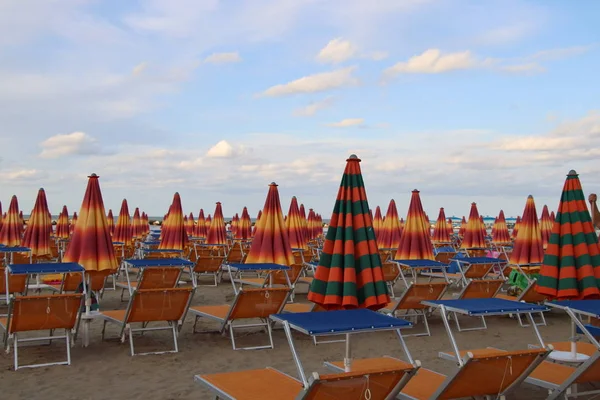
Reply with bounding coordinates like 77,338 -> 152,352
192,256 -> 225,286
195,365 -> 417,400
495,279 -> 548,326
382,261 -> 401,298
117,266 -> 183,301
238,263 -> 304,299
450,279 -> 503,331
0,293 -> 83,370
225,244 -> 246,264
380,282 -> 448,337
0,266 -> 27,304
325,349 -> 550,400
189,287 -> 290,350
99,287 -> 193,356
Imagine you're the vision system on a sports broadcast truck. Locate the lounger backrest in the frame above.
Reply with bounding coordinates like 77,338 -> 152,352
226,246 -> 245,263
7,294 -> 82,333
59,269 -> 115,292
381,262 -> 400,282
398,283 -> 448,310
467,249 -> 487,258
299,367 -> 414,400
12,253 -> 31,264
127,288 -> 193,324
138,267 -> 182,290
194,256 -> 224,273
272,264 -> 303,286
519,282 -> 547,303
436,349 -> 548,399
0,267 -> 27,295
463,262 -> 494,279
435,252 -> 456,264
229,288 -> 290,320
379,250 -> 391,263
292,251 -> 305,265
460,279 -> 503,299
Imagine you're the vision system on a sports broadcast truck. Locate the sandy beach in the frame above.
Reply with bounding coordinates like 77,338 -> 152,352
0,278 -> 577,400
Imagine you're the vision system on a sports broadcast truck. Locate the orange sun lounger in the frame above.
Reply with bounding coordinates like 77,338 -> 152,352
189,287 -> 290,350
195,365 -> 418,400
0,293 -> 83,370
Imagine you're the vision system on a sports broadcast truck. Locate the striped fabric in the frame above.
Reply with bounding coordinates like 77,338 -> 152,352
378,199 -> 402,250
159,192 -> 188,251
206,202 -> 227,245
537,170 -> 600,299
185,212 -> 195,236
396,190 -> 435,260
63,174 -> 117,272
458,216 -> 467,237
373,206 -> 383,241
432,207 -> 451,243
56,206 -> 71,239
69,212 -> 78,235
510,195 -> 544,265
132,207 -> 144,239
236,207 -> 252,240
492,210 -> 511,245
194,209 -> 207,239
308,155 -> 390,310
113,199 -> 132,246
0,195 -> 22,247
460,203 -> 486,249
106,209 -> 114,237
540,205 -> 554,250
21,188 -> 52,257
512,216 -> 521,240
286,197 -> 308,250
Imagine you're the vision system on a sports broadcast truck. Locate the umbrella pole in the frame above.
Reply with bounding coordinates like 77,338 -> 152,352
571,318 -> 577,358
344,333 -> 352,372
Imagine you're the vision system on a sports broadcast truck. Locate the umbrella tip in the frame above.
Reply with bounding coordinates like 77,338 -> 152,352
568,169 -> 577,176
528,194 -> 534,199
88,173 -> 99,178
270,182 -> 278,186
346,154 -> 361,161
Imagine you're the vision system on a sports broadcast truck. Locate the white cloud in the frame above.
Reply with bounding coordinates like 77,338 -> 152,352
261,67 -> 358,97
206,140 -> 248,158
384,49 -> 480,76
316,38 -> 358,64
500,63 -> 546,74
203,52 -> 242,64
491,137 -> 579,151
39,132 -> 100,159
326,118 -> 364,128
0,169 -> 45,182
530,45 -> 593,62
293,96 -> 335,117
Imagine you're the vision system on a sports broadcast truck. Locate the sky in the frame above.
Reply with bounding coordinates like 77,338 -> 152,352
1,0 -> 599,220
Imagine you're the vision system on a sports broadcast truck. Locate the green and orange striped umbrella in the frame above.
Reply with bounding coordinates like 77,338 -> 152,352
512,216 -> 521,240
56,206 -> 70,240
540,205 -> 553,250
378,199 -> 402,250
492,210 -> 511,245
460,203 -> 487,249
21,188 -> 52,258
113,199 -> 132,246
511,195 -> 544,266
246,183 -> 294,265
396,190 -> 435,260
458,216 -> 467,237
159,193 -> 188,250
63,174 -> 117,272
0,195 -> 22,247
195,209 -> 208,239
308,155 -> 389,310
236,207 -> 252,240
432,207 -> 451,244
286,196 -> 307,250
206,202 -> 227,245
70,212 -> 78,235
106,209 -> 115,236
537,170 -> 600,299
132,207 -> 144,239
373,206 -> 383,240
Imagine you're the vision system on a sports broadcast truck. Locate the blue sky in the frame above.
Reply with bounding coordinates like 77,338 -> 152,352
1,0 -> 599,220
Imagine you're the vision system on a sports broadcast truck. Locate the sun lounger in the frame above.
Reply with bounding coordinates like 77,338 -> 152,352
0,266 -> 27,305
495,278 -> 548,326
99,287 -> 193,356
195,365 -> 416,400
189,287 -> 290,350
0,293 -> 83,369
192,255 -> 225,286
380,282 -> 448,336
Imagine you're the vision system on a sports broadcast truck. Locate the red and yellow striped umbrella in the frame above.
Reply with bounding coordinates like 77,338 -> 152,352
195,209 -> 207,239
18,211 -> 24,236
236,207 -> 252,240
286,196 -> 308,250
307,155 -> 389,310
231,213 -> 239,238
510,195 -> 544,266
446,218 -> 453,236
205,214 -> 212,230
22,188 -> 52,257
0,201 -> 3,233
512,216 -> 521,240
378,199 -> 402,249
299,205 -> 308,242
540,205 -> 553,250
185,212 -> 195,236
373,206 -> 383,240
307,209 -> 317,240
460,203 -> 487,249
252,210 -> 262,238
537,170 -> 600,299
316,213 -> 323,237
113,199 -> 132,246
479,215 -> 487,238
159,193 -> 188,250
106,209 -> 115,236
132,207 -> 144,240
432,207 -> 451,244
458,216 -> 467,237
56,206 -> 70,240
246,183 -> 294,265
0,195 -> 22,247
142,212 -> 150,234
550,211 -> 556,222
492,210 -> 511,245
70,212 -> 78,235
396,190 -> 435,260
63,174 -> 117,272
206,202 -> 227,245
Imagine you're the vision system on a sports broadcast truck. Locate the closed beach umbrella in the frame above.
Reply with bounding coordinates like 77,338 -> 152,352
460,203 -> 486,249
70,212 -> 78,235
0,201 -> 3,233
373,206 -> 383,241
252,210 -> 261,237
446,218 -> 453,236
396,190 -> 435,260
512,216 -> 521,240
195,209 -> 207,239
132,207 -> 144,239
18,211 -> 24,236
540,205 -> 553,250
492,210 -> 511,245
106,209 -> 115,236
286,196 -> 307,250
511,195 -> 544,266
378,199 -> 402,250
113,199 -> 132,246
307,209 -> 317,240
308,155 -> 389,310
537,170 -> 600,299
159,193 -> 188,250
56,206 -> 70,240
205,214 -> 212,230
206,202 -> 227,245
236,207 -> 252,240
21,188 -> 52,257
432,207 -> 451,244
458,216 -> 467,238
299,205 -> 308,242
63,174 -> 117,272
0,196 -> 22,247
246,183 -> 294,265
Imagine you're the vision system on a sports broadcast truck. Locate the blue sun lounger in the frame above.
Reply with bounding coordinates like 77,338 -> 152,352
392,259 -> 449,287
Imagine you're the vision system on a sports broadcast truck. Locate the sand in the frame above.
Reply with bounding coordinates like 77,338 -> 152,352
0,279 -> 581,399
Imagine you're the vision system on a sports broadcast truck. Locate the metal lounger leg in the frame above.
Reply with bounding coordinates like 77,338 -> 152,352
453,311 -> 487,332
